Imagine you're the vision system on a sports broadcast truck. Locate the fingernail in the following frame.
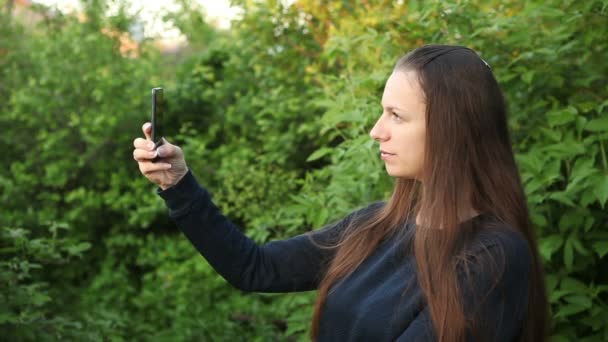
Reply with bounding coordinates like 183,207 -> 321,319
148,142 -> 155,149
166,164 -> 172,169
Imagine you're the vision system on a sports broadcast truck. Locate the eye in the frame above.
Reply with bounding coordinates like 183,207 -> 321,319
391,112 -> 402,122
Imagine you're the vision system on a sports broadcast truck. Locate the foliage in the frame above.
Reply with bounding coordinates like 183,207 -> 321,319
1,0 -> 606,340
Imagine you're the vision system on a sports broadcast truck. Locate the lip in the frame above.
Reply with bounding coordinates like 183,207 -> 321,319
380,150 -> 396,160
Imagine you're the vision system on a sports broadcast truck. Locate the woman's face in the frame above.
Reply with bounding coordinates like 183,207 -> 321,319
369,70 -> 427,180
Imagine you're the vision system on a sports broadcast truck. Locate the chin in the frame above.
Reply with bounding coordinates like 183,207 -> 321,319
385,167 -> 417,180
385,168 -> 407,178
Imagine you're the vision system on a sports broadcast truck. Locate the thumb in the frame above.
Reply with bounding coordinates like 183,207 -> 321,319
142,122 -> 152,140
156,138 -> 178,158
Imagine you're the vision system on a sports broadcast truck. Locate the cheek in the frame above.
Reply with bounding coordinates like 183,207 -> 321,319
399,128 -> 425,153
399,129 -> 426,165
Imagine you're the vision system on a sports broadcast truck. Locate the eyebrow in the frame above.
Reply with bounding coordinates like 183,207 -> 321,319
382,105 -> 407,113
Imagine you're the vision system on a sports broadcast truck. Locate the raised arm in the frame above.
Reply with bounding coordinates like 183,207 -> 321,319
158,169 -> 382,293
133,122 -> 382,293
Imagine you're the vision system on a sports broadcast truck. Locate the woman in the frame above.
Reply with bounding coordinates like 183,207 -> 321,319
133,44 -> 549,341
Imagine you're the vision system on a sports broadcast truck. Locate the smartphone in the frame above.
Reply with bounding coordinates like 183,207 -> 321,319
151,87 -> 164,162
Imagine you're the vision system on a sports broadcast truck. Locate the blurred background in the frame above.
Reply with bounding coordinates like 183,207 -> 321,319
1,0 -> 607,340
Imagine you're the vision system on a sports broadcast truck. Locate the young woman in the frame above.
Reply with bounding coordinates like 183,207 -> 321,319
133,44 -> 549,341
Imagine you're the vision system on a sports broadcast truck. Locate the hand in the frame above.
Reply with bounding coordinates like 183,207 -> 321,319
133,122 -> 189,190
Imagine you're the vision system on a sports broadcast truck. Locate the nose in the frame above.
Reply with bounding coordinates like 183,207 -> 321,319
369,116 -> 388,142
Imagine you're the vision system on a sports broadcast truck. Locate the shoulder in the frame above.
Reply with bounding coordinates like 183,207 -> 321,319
459,215 -> 533,295
467,217 -> 532,265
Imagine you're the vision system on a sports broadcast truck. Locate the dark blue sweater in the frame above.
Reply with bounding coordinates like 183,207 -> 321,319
158,170 -> 531,341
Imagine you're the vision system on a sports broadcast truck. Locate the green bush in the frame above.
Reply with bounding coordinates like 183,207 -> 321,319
1,0 -> 606,340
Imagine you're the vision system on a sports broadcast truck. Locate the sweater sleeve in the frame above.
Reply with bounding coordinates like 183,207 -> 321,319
157,169 -> 381,293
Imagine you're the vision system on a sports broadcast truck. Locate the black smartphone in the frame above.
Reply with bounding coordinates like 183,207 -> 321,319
151,87 -> 164,162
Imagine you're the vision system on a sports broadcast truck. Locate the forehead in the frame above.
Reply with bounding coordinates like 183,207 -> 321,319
381,70 -> 426,112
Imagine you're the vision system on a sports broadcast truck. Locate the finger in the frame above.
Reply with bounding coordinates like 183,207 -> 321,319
133,137 -> 156,151
140,161 -> 172,175
133,148 -> 158,161
142,122 -> 152,140
156,140 -> 181,159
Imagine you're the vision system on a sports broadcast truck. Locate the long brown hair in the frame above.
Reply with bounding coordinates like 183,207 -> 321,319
309,45 -> 549,341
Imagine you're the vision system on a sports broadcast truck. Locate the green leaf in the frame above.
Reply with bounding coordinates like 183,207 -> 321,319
592,174 -> 608,207
548,191 -> 576,207
0,312 -> 18,324
545,274 -> 558,292
564,294 -> 592,308
547,106 -> 577,126
584,116 -> 608,132
564,238 -> 574,271
30,292 -> 51,307
542,141 -> 586,158
555,303 -> 587,318
539,235 -> 563,261
558,210 -> 584,231
592,241 -> 608,258
530,212 -> 548,227
570,235 -> 589,256
561,277 -> 587,293
6,227 -> 29,240
305,147 -> 333,162
567,157 -> 597,191
522,70 -> 535,84
66,242 -> 92,256
313,207 -> 329,228
550,289 -> 571,303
